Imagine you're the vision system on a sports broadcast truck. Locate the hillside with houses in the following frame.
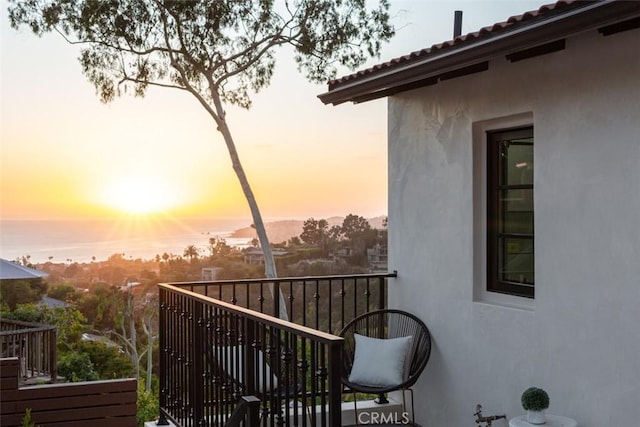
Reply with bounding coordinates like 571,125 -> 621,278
230,215 -> 387,244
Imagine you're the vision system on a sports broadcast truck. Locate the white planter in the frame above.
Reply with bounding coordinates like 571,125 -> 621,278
526,410 -> 546,424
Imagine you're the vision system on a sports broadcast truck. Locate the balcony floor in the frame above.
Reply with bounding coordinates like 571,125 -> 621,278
146,396 -> 422,426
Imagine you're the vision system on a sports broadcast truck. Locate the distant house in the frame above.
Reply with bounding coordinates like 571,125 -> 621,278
243,248 -> 290,265
320,2 -> 640,426
81,332 -> 121,350
330,247 -> 352,260
119,281 -> 140,291
366,243 -> 388,272
39,296 -> 70,309
201,267 -> 223,281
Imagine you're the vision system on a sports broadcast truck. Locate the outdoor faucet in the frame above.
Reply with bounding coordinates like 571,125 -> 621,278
474,404 -> 507,426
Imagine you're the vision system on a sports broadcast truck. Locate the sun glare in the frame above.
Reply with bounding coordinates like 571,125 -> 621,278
103,176 -> 175,214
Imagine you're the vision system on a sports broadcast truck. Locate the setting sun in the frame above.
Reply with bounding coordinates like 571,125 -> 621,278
102,176 -> 178,214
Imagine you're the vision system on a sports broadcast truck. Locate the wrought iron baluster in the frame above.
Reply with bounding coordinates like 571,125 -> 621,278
340,279 -> 346,331
314,280 -> 320,331
259,282 -> 265,314
287,280 -> 295,325
302,280 -> 308,328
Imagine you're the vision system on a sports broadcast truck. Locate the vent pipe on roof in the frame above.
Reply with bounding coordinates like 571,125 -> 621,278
454,10 -> 463,37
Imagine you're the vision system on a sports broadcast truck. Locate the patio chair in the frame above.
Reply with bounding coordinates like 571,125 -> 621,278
338,309 -> 432,426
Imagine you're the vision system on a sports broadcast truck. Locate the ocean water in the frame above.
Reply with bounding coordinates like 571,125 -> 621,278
0,217 -> 254,264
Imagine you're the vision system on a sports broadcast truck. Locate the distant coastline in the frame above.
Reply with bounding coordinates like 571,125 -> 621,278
0,217 -> 250,264
0,216 -> 386,264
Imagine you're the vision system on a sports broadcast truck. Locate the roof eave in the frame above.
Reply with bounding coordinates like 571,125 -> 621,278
318,0 -> 640,106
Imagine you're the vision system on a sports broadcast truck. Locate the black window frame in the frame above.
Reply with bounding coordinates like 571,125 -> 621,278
486,126 -> 534,298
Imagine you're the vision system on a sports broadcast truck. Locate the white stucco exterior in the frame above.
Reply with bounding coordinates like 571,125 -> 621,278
387,27 -> 639,426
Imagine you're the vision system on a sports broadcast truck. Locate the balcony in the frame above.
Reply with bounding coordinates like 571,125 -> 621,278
0,319 -> 57,384
0,315 -> 138,426
157,272 -> 397,427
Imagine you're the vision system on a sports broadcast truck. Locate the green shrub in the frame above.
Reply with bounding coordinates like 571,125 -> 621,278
137,382 -> 159,427
77,341 -> 134,379
521,387 -> 550,411
21,408 -> 38,427
57,352 -> 98,382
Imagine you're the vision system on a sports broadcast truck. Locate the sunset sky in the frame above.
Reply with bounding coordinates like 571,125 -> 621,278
1,1 -> 542,221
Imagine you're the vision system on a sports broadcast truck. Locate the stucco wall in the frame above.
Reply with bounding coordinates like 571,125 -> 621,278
388,28 -> 639,426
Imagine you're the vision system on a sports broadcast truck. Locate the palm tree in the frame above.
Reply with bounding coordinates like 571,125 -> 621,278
183,245 -> 199,262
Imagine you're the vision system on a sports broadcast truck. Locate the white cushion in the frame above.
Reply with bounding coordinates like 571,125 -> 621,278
348,334 -> 413,388
219,346 -> 278,393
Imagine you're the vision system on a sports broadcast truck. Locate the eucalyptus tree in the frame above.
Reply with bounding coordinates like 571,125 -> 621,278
8,0 -> 394,317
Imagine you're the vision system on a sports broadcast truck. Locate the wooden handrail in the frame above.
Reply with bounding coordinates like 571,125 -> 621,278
167,271 -> 397,287
159,284 -> 344,343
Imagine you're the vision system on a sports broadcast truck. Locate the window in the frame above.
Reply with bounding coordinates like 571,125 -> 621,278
487,127 -> 534,298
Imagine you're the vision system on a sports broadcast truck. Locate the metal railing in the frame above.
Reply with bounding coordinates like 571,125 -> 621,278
158,284 -> 344,427
172,272 -> 396,334
157,273 -> 396,427
0,319 -> 57,383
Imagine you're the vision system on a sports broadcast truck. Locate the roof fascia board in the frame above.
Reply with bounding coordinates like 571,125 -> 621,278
350,61 -> 489,104
319,1 -> 639,105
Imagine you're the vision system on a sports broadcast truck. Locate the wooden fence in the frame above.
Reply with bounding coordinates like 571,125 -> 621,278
0,358 -> 137,427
